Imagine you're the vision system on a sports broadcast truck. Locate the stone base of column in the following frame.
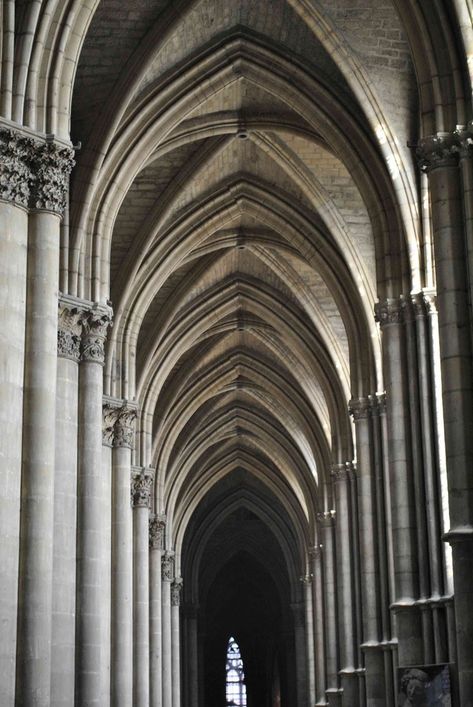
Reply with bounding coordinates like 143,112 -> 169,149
325,687 -> 342,707
362,645 -> 385,707
340,670 -> 359,707
391,603 -> 423,666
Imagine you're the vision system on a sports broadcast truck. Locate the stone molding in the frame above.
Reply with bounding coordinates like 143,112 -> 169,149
374,298 -> 402,327
308,545 -> 322,561
131,466 -> 154,508
0,127 -> 74,214
300,574 -> 313,586
162,551 -> 175,582
171,577 -> 183,606
149,514 -> 166,550
348,397 -> 371,421
81,304 -> 113,365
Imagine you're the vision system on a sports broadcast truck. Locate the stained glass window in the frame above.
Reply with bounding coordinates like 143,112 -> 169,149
225,636 -> 247,706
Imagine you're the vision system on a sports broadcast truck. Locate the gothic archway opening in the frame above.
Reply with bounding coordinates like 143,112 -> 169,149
225,636 -> 247,706
181,474 -> 305,707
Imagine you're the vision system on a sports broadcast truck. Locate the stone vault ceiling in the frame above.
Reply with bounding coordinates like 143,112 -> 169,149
49,0 -> 466,569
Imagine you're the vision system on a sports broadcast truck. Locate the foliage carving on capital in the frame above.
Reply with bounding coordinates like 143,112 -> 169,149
114,406 -> 137,448
162,551 -> 175,582
331,463 -> 349,483
317,510 -> 336,526
31,141 -> 75,215
369,392 -> 386,416
309,545 -> 322,560
349,397 -> 371,421
423,290 -> 437,315
374,298 -> 402,327
131,467 -> 154,508
81,305 -> 113,365
416,132 -> 461,172
171,577 -> 183,606
0,129 -> 35,207
149,514 -> 166,550
57,300 -> 87,361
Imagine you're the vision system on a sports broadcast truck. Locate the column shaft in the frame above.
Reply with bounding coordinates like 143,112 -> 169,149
51,347 -> 79,707
0,198 -> 27,707
150,523 -> 164,707
310,548 -> 326,704
16,210 -> 61,706
318,513 -> 339,702
132,468 -> 154,707
162,553 -> 174,707
171,580 -> 182,707
303,577 -> 316,706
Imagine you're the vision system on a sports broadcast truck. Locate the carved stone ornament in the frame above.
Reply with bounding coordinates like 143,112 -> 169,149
114,406 -> 137,449
102,405 -> 118,447
131,467 -> 154,508
57,301 -> 86,361
309,545 -> 322,560
81,305 -> 113,365
0,128 -> 35,207
171,577 -> 183,606
331,463 -> 349,483
300,574 -> 313,586
423,290 -> 437,315
162,551 -> 175,582
369,392 -> 386,416
348,397 -> 371,421
374,298 -> 403,328
416,131 -> 462,172
31,140 -> 75,215
317,510 -> 336,526
149,514 -> 166,550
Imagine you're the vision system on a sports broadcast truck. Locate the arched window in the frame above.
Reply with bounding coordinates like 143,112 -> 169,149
225,636 -> 247,706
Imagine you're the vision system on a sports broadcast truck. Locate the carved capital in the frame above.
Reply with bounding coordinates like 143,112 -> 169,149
171,577 -> 183,606
57,299 -> 87,361
309,545 -> 322,560
149,514 -> 166,550
409,292 -> 426,318
162,551 -> 175,582
416,132 -> 461,172
31,140 -> 75,215
374,298 -> 403,327
102,404 -> 117,447
81,304 -> 113,364
114,406 -> 137,448
423,289 -> 437,315
317,510 -> 336,527
369,392 -> 386,416
0,128 -> 35,207
131,467 -> 154,508
331,463 -> 349,483
349,397 -> 371,421
300,574 -> 313,586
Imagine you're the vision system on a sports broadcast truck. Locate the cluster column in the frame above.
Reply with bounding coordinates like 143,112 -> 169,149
317,511 -> 340,707
51,297 -> 85,707
16,138 -> 74,707
0,127 -> 32,707
349,397 -> 386,706
375,299 -> 422,666
331,464 -> 358,707
150,514 -> 166,707
162,551 -> 175,707
131,467 -> 155,707
171,577 -> 183,707
309,546 -> 326,705
76,304 -> 113,706
417,132 -> 473,703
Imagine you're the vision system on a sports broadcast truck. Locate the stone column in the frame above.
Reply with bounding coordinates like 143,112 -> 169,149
302,574 -> 316,706
186,606 -> 199,707
318,511 -> 340,707
109,403 -> 137,707
162,551 -> 175,707
417,132 -> 473,704
171,578 -> 183,707
101,405 -> 114,707
0,127 -> 32,707
331,464 -> 358,707
375,299 -> 422,666
76,304 -> 113,706
51,298 -> 84,707
132,467 -> 154,707
150,515 -> 166,707
349,398 -> 385,707
309,547 -> 326,705
16,139 -> 74,707
291,602 -> 307,707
